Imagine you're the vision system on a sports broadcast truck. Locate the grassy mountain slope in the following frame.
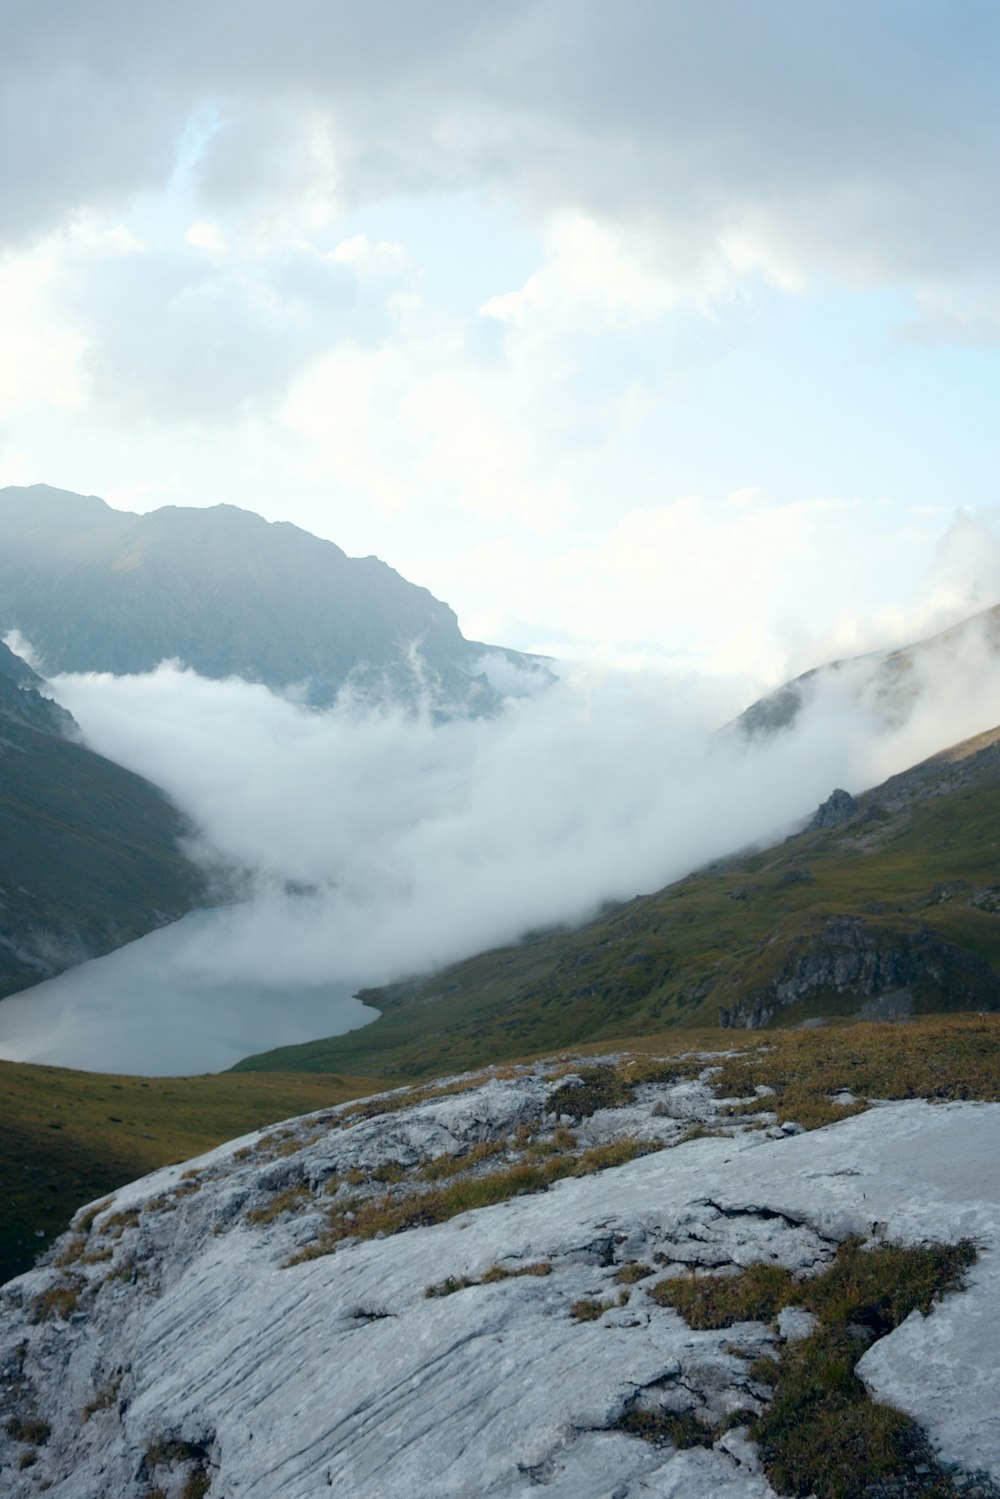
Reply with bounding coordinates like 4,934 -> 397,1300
0,484 -> 548,709
0,644 -> 207,998
234,725 -> 1000,1080
0,1062 -> 385,1285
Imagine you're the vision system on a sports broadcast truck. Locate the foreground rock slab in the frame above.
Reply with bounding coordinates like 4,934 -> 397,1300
0,1064 -> 997,1498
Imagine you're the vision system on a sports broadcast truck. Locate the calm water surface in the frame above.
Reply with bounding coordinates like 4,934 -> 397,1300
0,909 -> 379,1075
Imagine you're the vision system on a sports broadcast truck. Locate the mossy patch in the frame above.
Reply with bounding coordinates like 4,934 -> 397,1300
650,1262 -> 794,1327
245,1183 -> 312,1226
629,1236 -> 978,1499
28,1277 -> 83,1323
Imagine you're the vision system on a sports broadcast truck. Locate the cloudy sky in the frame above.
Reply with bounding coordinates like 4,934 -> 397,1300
3,0 -> 1000,686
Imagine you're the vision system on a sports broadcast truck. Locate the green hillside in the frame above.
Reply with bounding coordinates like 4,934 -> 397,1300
0,645 -> 207,997
0,1062 -> 385,1285
234,725 -> 1000,1080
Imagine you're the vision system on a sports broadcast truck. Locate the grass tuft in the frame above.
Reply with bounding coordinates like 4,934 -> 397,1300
617,1407 -> 716,1449
6,1417 -> 51,1445
245,1183 -> 311,1226
650,1262 -> 795,1328
570,1297 -> 609,1321
29,1278 -> 83,1323
290,1137 -> 663,1264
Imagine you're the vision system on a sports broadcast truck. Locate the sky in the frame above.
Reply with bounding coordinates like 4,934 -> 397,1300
3,1 -> 1000,688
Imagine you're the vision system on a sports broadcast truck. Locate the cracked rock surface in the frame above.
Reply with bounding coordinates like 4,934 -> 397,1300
0,1062 -> 997,1498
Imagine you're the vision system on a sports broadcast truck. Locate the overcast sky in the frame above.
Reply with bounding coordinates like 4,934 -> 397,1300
3,0 -> 1000,687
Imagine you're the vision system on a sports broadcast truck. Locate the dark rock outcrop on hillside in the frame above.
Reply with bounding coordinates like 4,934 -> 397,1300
0,484 -> 550,712
0,638 -> 74,738
808,787 -> 858,830
717,913 -> 1000,1029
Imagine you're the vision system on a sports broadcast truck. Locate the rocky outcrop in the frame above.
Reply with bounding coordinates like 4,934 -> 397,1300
0,1067 -> 997,1497
808,787 -> 858,830
717,914 -> 1000,1029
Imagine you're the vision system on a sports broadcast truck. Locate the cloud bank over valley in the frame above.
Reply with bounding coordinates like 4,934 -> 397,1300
45,630 -> 1000,1012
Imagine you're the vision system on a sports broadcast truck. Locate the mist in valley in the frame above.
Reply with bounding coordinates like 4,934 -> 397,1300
1,618 -> 997,1075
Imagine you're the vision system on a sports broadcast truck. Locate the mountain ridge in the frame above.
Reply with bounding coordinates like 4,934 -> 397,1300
735,602 -> 1000,739
0,484 -> 550,710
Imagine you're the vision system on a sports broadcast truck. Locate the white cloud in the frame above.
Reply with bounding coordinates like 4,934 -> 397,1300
185,220 -> 226,254
0,253 -> 86,417
329,234 -> 413,279
282,336 -> 574,529
43,630 -> 1000,1007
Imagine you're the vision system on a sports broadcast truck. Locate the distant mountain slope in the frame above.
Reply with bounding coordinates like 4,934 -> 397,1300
235,724 -> 1000,1077
0,644 -> 207,999
0,484 -> 548,709
736,603 -> 1000,738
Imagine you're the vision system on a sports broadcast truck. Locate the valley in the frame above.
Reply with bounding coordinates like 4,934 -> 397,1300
1,486 -> 999,1496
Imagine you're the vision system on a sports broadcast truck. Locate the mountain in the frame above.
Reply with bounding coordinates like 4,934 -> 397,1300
0,642 -> 207,999
0,484 -> 550,710
234,722 -> 1000,1080
1,1031 -> 997,1496
735,603 -> 1000,738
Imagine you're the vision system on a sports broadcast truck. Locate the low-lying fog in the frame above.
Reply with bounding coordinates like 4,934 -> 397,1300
2,619 -> 998,1076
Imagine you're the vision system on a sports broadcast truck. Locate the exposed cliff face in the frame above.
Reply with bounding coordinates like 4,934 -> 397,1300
0,1063 -> 997,1498
717,914 -> 1000,1029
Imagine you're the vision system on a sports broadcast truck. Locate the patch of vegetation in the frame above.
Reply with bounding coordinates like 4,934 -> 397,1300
52,1235 -> 89,1267
569,1296 -> 609,1322
574,1138 -> 658,1172
424,1274 -> 475,1298
522,1125 -> 578,1158
616,1407 -> 716,1449
6,1416 -> 50,1445
706,1015 -> 1000,1131
73,1198 -> 113,1233
82,1374 -> 122,1422
291,1138 -> 663,1265
676,1123 -> 725,1143
548,1066 -> 639,1118
370,1159 -> 409,1184
103,1208 -> 140,1237
142,1435 -> 212,1499
650,1262 -> 795,1327
614,1261 -> 653,1284
425,1261 -> 552,1297
480,1261 -> 552,1283
245,1183 -> 312,1226
632,1236 -> 978,1498
28,1277 -> 83,1323
418,1140 -> 507,1180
